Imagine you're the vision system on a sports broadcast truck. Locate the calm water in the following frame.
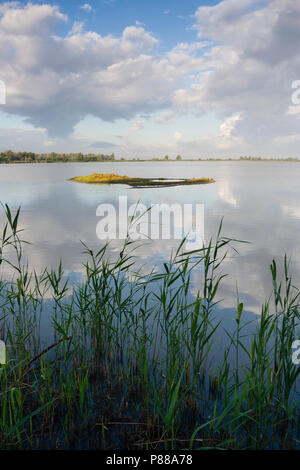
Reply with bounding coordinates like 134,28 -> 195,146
1,161 -> 300,317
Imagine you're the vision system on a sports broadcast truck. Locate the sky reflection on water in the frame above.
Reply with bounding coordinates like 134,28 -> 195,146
1,161 -> 300,317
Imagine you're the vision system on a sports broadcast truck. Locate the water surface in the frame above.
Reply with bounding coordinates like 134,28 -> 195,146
1,161 -> 300,316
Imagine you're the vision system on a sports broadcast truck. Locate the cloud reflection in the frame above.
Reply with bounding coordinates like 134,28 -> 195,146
1,162 -> 300,318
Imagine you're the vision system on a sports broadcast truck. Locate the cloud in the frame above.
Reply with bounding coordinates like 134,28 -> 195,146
0,127 -> 119,153
1,1 -> 300,157
89,141 -> 118,148
0,3 -> 185,137
0,127 -> 58,151
155,111 -> 176,124
80,3 -> 93,13
218,114 -> 242,139
69,21 -> 85,35
173,131 -> 182,143
0,3 -> 67,34
43,139 -> 57,147
131,120 -> 144,131
216,113 -> 243,149
174,0 -> 300,152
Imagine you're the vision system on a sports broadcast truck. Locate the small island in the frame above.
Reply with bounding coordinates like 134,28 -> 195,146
69,173 -> 215,188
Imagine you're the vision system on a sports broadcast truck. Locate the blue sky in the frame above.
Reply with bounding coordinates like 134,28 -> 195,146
0,0 -> 299,158
45,0 -> 219,46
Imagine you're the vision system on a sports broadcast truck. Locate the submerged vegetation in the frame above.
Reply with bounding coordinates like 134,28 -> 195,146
69,173 -> 215,188
0,204 -> 300,450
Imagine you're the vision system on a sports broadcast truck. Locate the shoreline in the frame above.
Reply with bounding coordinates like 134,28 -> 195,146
1,158 -> 300,164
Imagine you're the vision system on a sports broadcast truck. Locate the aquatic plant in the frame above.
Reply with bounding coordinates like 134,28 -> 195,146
0,204 -> 299,450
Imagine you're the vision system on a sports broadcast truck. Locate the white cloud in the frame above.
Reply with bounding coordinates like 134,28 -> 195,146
180,0 -> 300,152
0,4 -> 181,137
219,114 -> 242,137
1,1 -> 300,157
173,131 -> 182,143
0,3 -> 67,34
131,120 -> 144,131
80,3 -> 93,13
69,21 -> 85,35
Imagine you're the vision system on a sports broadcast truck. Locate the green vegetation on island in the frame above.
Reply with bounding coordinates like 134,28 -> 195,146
69,173 -> 215,188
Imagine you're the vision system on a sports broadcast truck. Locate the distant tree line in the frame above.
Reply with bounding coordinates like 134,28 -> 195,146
0,150 -> 298,163
196,156 -> 300,161
0,150 -> 115,163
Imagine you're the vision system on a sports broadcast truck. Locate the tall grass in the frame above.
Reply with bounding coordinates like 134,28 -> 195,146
0,204 -> 300,449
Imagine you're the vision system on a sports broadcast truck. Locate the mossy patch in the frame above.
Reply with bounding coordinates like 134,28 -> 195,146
69,173 -> 215,188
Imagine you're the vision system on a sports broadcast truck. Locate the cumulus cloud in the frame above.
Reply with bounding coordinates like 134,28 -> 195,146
0,3 -> 188,137
1,0 -> 300,156
176,0 -> 300,152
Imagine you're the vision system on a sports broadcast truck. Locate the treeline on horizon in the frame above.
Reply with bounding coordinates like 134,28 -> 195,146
0,150 -> 116,163
0,149 -> 299,163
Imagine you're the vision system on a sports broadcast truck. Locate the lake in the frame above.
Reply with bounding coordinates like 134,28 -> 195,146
2,160 -> 300,449
1,160 -> 300,318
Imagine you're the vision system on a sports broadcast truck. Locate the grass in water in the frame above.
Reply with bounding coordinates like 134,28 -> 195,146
0,203 -> 300,450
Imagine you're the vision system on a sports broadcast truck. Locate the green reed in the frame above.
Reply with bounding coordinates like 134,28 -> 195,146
0,203 -> 300,449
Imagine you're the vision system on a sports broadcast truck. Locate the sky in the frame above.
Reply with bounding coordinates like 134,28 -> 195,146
0,0 -> 300,158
